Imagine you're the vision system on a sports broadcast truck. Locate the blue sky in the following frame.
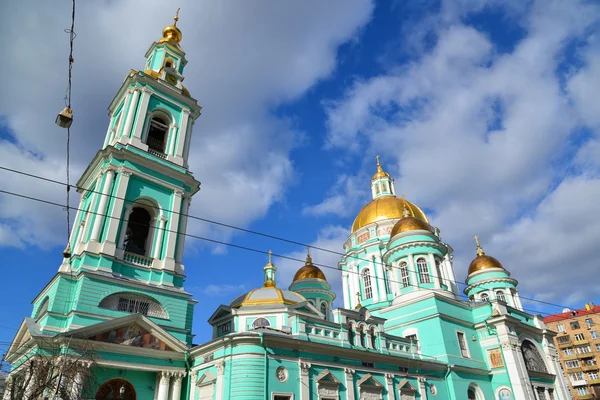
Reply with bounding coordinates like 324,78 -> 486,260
1,0 -> 599,350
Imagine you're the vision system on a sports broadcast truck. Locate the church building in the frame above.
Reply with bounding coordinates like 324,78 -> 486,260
3,15 -> 571,400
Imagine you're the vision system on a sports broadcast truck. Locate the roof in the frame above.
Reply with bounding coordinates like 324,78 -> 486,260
543,304 -> 600,323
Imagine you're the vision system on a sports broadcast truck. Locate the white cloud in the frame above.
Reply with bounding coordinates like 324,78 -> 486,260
321,0 -> 600,306
302,174 -> 368,218
200,284 -> 247,297
0,0 -> 374,248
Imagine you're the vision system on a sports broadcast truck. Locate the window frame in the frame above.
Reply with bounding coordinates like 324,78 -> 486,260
456,330 -> 471,359
252,317 -> 271,329
416,257 -> 431,284
399,261 -> 411,288
362,269 -> 373,299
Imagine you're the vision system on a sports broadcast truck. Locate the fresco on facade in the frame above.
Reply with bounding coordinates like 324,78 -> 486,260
498,388 -> 513,400
488,348 -> 504,368
91,323 -> 172,351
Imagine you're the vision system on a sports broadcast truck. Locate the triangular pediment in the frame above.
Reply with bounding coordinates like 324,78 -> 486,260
315,369 -> 341,385
5,318 -> 42,361
196,370 -> 216,386
357,373 -> 383,389
208,305 -> 232,324
63,314 -> 187,352
398,378 -> 416,392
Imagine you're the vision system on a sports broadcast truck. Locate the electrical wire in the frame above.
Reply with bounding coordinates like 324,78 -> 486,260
0,187 -> 578,318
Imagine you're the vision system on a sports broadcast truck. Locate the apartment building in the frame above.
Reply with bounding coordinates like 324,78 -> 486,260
544,303 -> 600,399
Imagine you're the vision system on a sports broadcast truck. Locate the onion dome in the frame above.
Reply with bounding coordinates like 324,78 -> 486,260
352,196 -> 428,233
467,236 -> 505,275
229,287 -> 305,308
372,156 -> 390,180
390,196 -> 434,237
159,9 -> 183,45
293,249 -> 327,282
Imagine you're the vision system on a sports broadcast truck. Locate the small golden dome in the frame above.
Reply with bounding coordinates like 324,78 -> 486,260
159,9 -> 182,45
468,236 -> 505,275
351,196 -> 428,233
390,216 -> 433,237
293,250 -> 327,282
372,155 -> 391,180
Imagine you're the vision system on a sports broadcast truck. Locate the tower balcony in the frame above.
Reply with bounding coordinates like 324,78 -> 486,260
123,251 -> 154,268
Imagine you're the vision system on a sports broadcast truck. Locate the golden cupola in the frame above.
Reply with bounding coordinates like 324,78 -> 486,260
352,156 -> 428,233
293,249 -> 327,282
467,236 -> 505,275
390,196 -> 434,237
159,8 -> 183,46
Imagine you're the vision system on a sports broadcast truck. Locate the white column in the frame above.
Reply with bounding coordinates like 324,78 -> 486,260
175,110 -> 190,158
153,215 -> 168,260
167,124 -> 179,156
428,253 -> 440,289
418,377 -> 428,400
175,196 -> 190,263
351,265 -> 360,308
188,370 -> 198,400
116,203 -> 133,258
116,90 -> 132,138
163,190 -> 183,271
443,255 -> 459,294
215,361 -> 225,400
130,88 -> 152,144
501,341 -> 535,400
121,89 -> 140,139
408,254 -> 419,289
385,373 -> 395,400
344,368 -> 355,400
90,169 -> 116,242
101,169 -> 132,254
169,373 -> 184,400
299,361 -> 310,400
342,272 -> 350,309
182,120 -> 194,166
156,371 -> 170,400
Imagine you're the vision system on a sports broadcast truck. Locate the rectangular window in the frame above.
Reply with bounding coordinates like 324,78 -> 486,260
273,396 -> 292,400
564,348 -> 574,356
586,318 -> 594,328
565,360 -> 581,369
400,263 -> 411,288
589,372 -> 599,380
596,344 -> 600,351
219,323 -> 230,334
585,359 -> 596,366
577,387 -> 589,395
591,330 -> 598,339
577,345 -> 592,354
457,331 -> 470,358
571,321 -> 581,329
569,372 -> 585,381
575,333 -> 585,341
556,324 -> 565,332
557,336 -> 571,344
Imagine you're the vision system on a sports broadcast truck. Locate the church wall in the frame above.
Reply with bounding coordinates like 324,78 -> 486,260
92,367 -> 157,399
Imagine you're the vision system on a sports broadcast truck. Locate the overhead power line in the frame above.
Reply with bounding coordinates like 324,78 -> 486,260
0,186 -> 577,316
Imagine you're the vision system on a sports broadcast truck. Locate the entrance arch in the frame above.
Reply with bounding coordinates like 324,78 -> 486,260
96,378 -> 136,400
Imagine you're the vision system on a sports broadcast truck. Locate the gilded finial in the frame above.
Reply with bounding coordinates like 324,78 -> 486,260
376,155 -> 381,166
401,194 -> 410,217
306,246 -> 312,264
174,8 -> 180,27
474,235 -> 485,256
355,291 -> 362,309
268,250 -> 273,264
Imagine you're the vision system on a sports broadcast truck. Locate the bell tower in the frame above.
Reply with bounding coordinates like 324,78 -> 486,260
31,13 -> 202,344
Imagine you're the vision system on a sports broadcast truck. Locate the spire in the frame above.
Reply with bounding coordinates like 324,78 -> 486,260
263,250 -> 277,287
474,235 -> 485,256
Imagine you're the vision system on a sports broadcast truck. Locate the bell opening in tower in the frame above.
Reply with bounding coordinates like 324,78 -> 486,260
124,207 -> 152,256
147,116 -> 169,154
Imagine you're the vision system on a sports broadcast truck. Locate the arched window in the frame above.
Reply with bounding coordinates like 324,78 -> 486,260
480,293 -> 489,302
375,184 -> 381,195
124,207 -> 152,256
362,269 -> 373,299
370,327 -> 377,349
99,293 -> 168,319
416,258 -> 431,283
320,302 -> 328,319
467,384 -> 484,400
400,262 -> 410,288
496,291 -> 506,303
147,114 -> 169,154
252,318 -> 270,329
96,379 -> 136,400
521,340 -> 548,373
468,387 -> 477,400
382,182 -> 388,192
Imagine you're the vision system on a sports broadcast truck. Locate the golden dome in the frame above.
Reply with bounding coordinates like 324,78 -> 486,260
467,236 -> 505,275
293,251 -> 327,282
390,216 -> 433,237
351,196 -> 428,233
159,9 -> 182,45
372,155 -> 391,180
229,287 -> 306,308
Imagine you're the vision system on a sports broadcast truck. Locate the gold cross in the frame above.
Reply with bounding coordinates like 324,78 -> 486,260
474,235 -> 480,247
306,246 -> 311,257
375,155 -> 380,165
174,8 -> 180,26
268,250 -> 272,264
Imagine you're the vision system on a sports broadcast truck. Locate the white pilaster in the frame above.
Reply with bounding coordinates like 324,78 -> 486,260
443,254 -> 459,294
101,169 -> 132,255
370,263 -> 379,303
188,371 -> 198,400
169,373 -> 184,400
374,256 -> 387,301
299,361 -> 311,400
175,110 -> 190,158
163,190 -> 183,271
90,169 -> 116,242
428,253 -> 440,289
167,124 -> 179,156
542,338 -> 570,400
500,340 -> 535,400
121,89 -> 140,139
116,203 -> 133,259
385,373 -> 395,400
130,88 -> 152,146
344,368 -> 355,400
182,119 -> 194,167
215,361 -> 225,400
418,377 -> 428,400
152,215 -> 168,260
156,371 -> 170,400
116,90 -> 132,138
175,196 -> 190,263
342,272 -> 350,309
408,254 -> 419,290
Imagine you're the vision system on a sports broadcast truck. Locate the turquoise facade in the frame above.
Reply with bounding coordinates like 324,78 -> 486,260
3,16 -> 570,400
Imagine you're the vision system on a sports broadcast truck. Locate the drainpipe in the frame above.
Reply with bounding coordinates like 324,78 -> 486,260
444,364 -> 454,398
260,333 -> 268,400
184,351 -> 191,400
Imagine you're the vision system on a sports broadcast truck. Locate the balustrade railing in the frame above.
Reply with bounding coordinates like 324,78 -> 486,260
123,251 -> 153,267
